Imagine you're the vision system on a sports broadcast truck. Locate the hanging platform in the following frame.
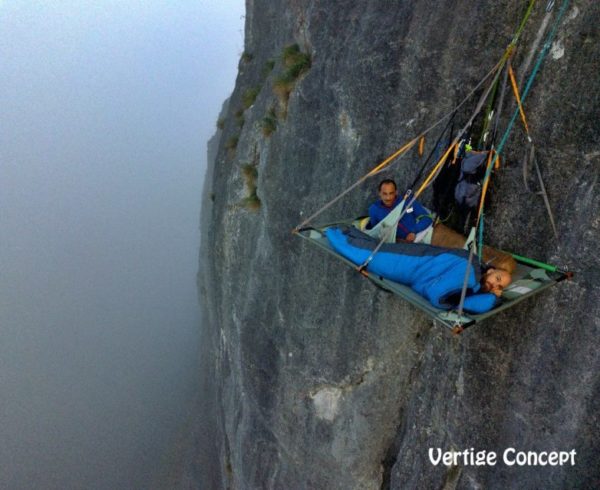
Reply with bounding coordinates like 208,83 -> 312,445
296,219 -> 570,333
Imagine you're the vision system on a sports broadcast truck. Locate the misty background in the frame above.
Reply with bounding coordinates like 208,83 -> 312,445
0,1 -> 244,488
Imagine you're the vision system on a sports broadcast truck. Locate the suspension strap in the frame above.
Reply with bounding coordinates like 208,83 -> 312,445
415,142 -> 458,198
495,0 -> 570,157
457,241 -> 477,321
518,0 -> 556,88
476,151 -> 497,221
490,62 -> 511,147
532,145 -> 560,238
508,61 -> 531,140
477,0 -> 535,148
513,0 -> 537,44
478,214 -> 485,261
509,48 -> 559,240
410,111 -> 456,189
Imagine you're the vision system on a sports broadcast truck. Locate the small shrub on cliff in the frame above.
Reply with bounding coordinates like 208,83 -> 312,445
232,108 -> 244,129
241,163 -> 261,210
261,108 -> 278,137
225,135 -> 239,153
241,163 -> 257,188
242,86 -> 260,109
273,77 -> 293,118
241,194 -> 261,211
241,51 -> 253,64
236,114 -> 245,129
216,118 -> 225,130
262,59 -> 275,78
273,44 -> 312,118
282,43 -> 311,77
273,72 -> 295,94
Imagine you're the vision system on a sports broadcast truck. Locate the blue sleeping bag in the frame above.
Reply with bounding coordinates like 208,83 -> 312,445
325,227 -> 497,314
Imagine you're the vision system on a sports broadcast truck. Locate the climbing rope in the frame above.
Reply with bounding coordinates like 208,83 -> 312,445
459,0 -> 570,323
476,0 -> 570,253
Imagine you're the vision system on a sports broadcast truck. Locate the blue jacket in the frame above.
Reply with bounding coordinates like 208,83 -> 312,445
368,197 -> 433,240
325,227 -> 498,314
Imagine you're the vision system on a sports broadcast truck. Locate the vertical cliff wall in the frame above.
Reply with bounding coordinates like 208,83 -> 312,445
196,1 -> 599,488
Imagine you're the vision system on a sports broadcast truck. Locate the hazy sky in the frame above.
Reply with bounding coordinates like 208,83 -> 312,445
0,1 -> 244,488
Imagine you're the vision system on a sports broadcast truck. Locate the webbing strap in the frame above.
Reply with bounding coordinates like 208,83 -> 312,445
478,0 -> 536,149
531,144 -> 560,239
410,111 -> 456,189
512,0 -> 537,45
509,61 -> 558,240
508,62 -> 531,140
366,139 -> 419,177
457,242 -> 477,320
490,63 -> 511,146
478,213 -> 485,262
476,151 -> 497,220
518,8 -> 553,88
415,143 -> 457,197
491,0 -> 570,160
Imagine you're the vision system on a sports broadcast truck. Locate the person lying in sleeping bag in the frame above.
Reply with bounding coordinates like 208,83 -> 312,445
325,226 -> 511,314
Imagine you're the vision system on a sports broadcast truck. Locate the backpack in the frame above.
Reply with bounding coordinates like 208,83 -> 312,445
454,152 -> 488,209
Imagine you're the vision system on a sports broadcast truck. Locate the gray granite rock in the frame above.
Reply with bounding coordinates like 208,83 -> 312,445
193,1 -> 600,488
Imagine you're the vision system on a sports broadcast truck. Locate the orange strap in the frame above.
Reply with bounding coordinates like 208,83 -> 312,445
452,142 -> 460,164
366,138 -> 418,177
418,136 -> 425,157
508,63 -> 531,138
414,142 -> 457,198
476,151 -> 503,220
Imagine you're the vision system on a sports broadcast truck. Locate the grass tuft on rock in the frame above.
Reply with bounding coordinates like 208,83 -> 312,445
273,44 -> 312,118
242,86 -> 260,109
225,135 -> 239,157
282,43 -> 311,76
241,163 -> 261,210
240,51 -> 253,64
241,194 -> 261,211
261,108 -> 278,137
262,59 -> 276,78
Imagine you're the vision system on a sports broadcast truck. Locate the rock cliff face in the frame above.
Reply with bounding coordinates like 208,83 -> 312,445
196,1 -> 599,488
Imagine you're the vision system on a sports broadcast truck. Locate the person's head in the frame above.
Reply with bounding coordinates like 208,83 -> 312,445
378,179 -> 397,207
481,268 -> 512,297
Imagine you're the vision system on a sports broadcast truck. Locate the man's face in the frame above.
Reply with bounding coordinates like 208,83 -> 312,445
379,183 -> 397,208
481,268 -> 512,297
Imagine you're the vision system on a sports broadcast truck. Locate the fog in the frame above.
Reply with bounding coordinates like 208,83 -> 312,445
0,1 -> 244,488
